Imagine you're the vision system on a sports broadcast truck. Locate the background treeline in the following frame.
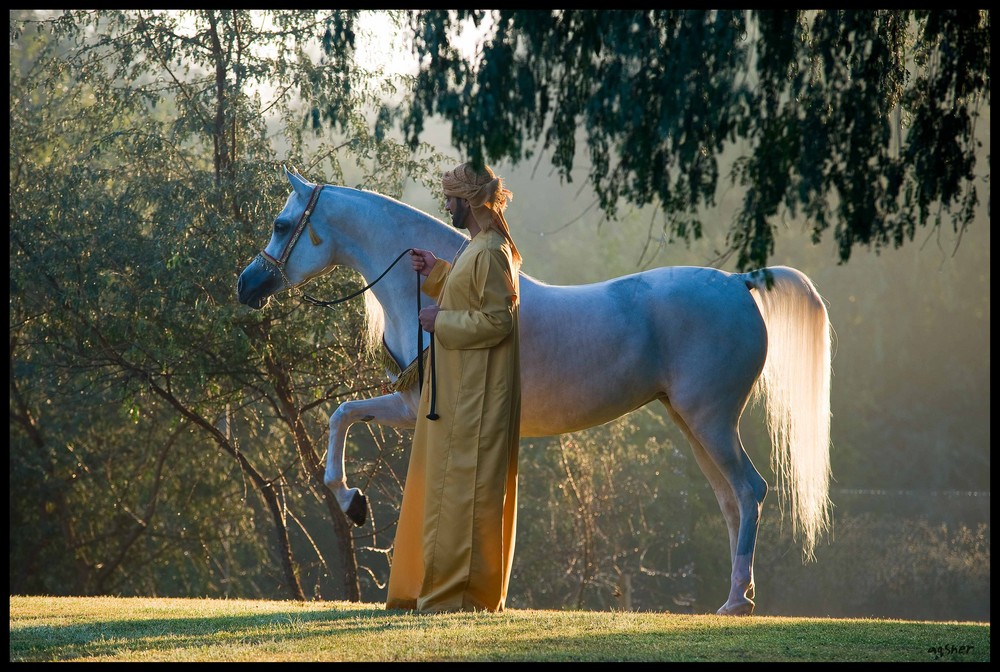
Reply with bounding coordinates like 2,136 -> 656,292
9,10 -> 989,622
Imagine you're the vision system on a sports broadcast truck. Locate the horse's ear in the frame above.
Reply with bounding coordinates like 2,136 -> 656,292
285,166 -> 312,196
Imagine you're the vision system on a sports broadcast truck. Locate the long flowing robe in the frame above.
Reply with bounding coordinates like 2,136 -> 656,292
385,229 -> 521,612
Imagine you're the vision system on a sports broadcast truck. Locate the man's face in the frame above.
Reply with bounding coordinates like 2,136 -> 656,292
446,195 -> 470,229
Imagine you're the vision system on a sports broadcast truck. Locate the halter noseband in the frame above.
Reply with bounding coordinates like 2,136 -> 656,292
257,184 -> 325,289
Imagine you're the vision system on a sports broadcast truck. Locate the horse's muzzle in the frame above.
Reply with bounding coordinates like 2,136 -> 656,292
237,255 -> 283,309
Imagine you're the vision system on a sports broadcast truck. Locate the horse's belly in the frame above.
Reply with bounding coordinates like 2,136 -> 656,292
517,354 -> 661,437
518,397 -> 655,437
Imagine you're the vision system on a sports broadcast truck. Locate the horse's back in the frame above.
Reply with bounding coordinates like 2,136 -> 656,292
516,266 -> 768,436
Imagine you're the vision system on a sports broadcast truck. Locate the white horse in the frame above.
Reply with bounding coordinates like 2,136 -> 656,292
237,168 -> 833,616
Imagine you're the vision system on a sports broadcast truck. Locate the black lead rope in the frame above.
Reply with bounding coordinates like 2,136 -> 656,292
301,248 -> 413,309
302,247 -> 438,420
426,336 -> 440,421
417,264 -> 439,421
417,270 -> 424,394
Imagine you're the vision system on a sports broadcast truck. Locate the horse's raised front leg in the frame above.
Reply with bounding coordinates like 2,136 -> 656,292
325,390 -> 417,526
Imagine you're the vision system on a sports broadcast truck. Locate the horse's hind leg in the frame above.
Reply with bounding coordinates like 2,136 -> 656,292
662,399 -> 767,616
662,403 -> 740,573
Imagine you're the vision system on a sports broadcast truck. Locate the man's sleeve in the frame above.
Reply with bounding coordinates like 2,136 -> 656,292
434,248 -> 516,350
421,259 -> 451,300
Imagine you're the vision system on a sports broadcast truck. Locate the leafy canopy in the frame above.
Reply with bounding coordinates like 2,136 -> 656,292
401,10 -> 990,270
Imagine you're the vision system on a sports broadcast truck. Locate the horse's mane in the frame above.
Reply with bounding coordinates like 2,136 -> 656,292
338,186 -> 437,369
362,291 -> 386,362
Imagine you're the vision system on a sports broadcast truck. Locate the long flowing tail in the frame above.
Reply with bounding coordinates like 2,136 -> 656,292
744,266 -> 833,560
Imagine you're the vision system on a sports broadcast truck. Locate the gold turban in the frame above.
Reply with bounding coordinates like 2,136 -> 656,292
442,163 -> 522,267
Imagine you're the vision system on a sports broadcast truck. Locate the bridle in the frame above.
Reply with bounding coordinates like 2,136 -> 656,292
256,184 -> 326,290
254,183 -> 412,307
253,182 -> 440,420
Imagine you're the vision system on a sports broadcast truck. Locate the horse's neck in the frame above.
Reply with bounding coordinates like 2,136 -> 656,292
326,188 -> 465,366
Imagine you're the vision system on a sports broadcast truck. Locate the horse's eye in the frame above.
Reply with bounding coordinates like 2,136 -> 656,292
273,219 -> 289,234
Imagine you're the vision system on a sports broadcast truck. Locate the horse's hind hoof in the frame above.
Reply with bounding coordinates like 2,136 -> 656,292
345,490 -> 367,527
717,598 -> 755,616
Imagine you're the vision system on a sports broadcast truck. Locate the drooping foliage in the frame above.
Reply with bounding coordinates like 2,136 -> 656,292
402,10 -> 990,270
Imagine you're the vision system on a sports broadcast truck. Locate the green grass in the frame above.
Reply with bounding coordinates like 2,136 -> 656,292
9,595 -> 989,662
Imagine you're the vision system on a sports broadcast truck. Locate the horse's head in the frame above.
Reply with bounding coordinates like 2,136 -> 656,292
237,168 -> 335,309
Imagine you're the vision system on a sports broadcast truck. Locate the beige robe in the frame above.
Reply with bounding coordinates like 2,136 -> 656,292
386,229 -> 521,612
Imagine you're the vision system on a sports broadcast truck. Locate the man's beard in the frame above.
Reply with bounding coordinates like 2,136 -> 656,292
452,213 -> 467,229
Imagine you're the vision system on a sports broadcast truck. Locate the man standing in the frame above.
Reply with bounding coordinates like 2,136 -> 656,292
386,162 -> 523,612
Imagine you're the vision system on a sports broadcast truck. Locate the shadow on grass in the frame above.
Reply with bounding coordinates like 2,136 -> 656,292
11,605 -> 402,661
10,604 -> 991,663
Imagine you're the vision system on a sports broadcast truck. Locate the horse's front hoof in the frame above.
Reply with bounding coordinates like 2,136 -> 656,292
345,490 -> 367,527
716,598 -> 755,616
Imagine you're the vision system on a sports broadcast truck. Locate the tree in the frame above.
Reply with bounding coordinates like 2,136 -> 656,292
9,9 -> 449,601
401,10 -> 990,270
